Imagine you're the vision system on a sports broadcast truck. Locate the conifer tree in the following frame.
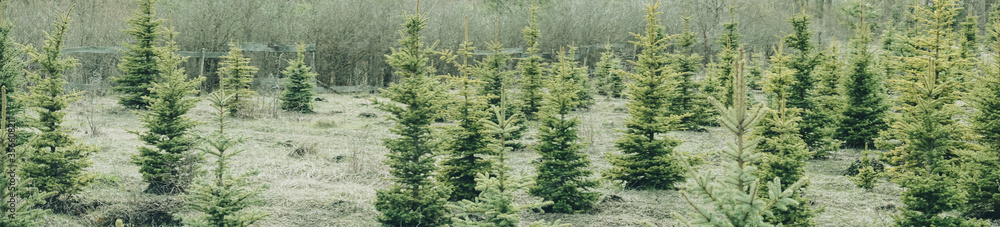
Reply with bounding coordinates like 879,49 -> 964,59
670,15 -> 713,129
530,48 -> 600,213
783,12 -> 825,149
754,45 -> 815,226
603,1 -> 687,190
810,44 -> 847,155
518,3 -> 546,121
131,25 -> 204,195
704,6 -> 742,107
962,19 -> 1000,219
279,44 -> 317,113
438,24 -> 493,202
372,4 -> 451,226
20,9 -> 98,209
0,10 -> 25,134
838,16 -> 887,148
113,0 -> 163,110
480,31 -> 525,148
1,87 -> 52,227
882,1 -> 978,225
185,91 -> 267,227
678,48 -> 805,227
218,42 -> 258,115
594,46 -> 623,98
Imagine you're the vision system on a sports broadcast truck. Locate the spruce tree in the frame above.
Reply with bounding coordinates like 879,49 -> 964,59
113,0 -> 163,110
704,7 -> 742,107
1,87 -> 52,226
279,44 -> 316,113
603,1 -> 688,190
810,44 -> 847,156
185,91 -> 267,227
530,48 -> 600,213
131,25 -> 204,195
678,48 -> 806,227
783,12 -> 825,149
594,45 -> 623,98
372,4 -> 451,226
518,3 -> 546,121
0,10 -> 25,135
438,25 -> 493,202
20,10 -> 98,209
480,35 -> 525,148
962,19 -> 1000,219
670,15 -> 713,130
838,17 -> 887,148
882,0 -> 978,225
218,42 -> 258,115
754,45 -> 815,226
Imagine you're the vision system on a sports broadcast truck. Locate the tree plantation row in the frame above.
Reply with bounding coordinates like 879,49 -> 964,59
2,0 -> 1000,226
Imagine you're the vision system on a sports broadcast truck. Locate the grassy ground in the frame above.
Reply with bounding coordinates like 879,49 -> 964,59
39,92 -> 902,226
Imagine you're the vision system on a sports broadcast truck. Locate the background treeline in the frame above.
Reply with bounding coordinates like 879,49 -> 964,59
5,0 -> 996,89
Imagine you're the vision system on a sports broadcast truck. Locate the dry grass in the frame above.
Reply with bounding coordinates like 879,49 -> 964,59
43,92 -> 904,226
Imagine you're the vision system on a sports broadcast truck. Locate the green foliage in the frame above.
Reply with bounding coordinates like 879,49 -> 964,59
809,44 -> 847,156
131,26 -> 204,195
113,0 -> 163,110
530,48 -> 599,213
678,48 -> 806,227
518,3 -> 546,121
19,11 -> 97,210
1,87 -> 53,226
218,42 -> 258,115
838,19 -> 888,148
372,7 -> 451,226
784,13 -> 829,150
439,34 -> 494,202
594,46 -> 623,98
184,91 -> 267,227
604,1 -> 687,190
881,1 -> 979,225
669,15 -> 713,130
962,20 -> 1000,219
705,15 -> 743,108
279,44 -> 317,113
851,150 -> 879,190
754,46 -> 815,226
0,13 -> 25,133
479,40 -> 525,148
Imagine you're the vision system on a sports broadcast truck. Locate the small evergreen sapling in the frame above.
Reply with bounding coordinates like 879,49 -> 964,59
594,45 -> 623,98
530,48 -> 600,213
604,1 -> 688,190
113,0 -> 163,110
184,91 -> 267,227
784,12 -> 825,149
670,15 -> 713,129
0,87 -> 52,227
851,148 -> 879,190
962,18 -> 1000,219
131,25 -> 204,195
678,48 -> 806,227
438,24 -> 494,202
217,42 -> 258,115
838,15 -> 887,148
279,44 -> 316,113
372,4 -> 451,226
705,7 -> 742,107
518,3 -> 546,121
20,9 -> 98,210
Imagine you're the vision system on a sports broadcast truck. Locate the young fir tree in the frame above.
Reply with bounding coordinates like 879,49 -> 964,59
810,43 -> 847,156
131,25 -> 204,195
449,83 -> 556,226
754,45 -> 815,226
479,26 -> 525,148
1,87 -> 52,227
594,45 -> 623,98
529,47 -> 600,213
678,48 -> 806,227
518,3 -> 546,121
113,0 -> 163,110
279,44 -> 317,113
185,91 -> 267,227
704,5 -> 742,107
838,15 -> 888,149
603,1 -> 688,190
882,0 -> 979,225
372,4 -> 451,226
438,23 -> 494,202
783,12 -> 826,149
670,15 -> 713,130
20,10 -> 98,209
962,20 -> 1000,219
217,42 -> 258,115
0,10 -> 25,136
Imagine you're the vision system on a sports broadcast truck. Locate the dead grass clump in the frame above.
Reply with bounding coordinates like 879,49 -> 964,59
312,118 -> 337,129
289,142 -> 320,157
85,195 -> 183,226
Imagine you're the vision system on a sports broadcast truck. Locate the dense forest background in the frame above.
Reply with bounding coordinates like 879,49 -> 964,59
2,0 -> 997,88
